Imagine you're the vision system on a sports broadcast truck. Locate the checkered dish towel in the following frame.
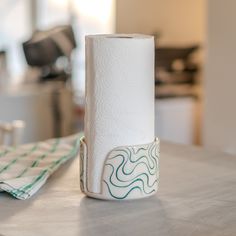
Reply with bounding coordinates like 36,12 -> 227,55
0,134 -> 81,200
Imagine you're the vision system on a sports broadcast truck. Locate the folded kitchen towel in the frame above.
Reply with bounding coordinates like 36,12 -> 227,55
0,134 -> 81,200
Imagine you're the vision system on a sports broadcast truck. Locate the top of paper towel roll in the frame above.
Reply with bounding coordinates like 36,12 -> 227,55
86,34 -> 153,40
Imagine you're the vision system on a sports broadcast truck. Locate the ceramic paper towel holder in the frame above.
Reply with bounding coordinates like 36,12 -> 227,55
80,34 -> 159,200
80,137 -> 160,200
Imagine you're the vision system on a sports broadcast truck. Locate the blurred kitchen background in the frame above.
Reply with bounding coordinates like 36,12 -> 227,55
0,0 -> 234,154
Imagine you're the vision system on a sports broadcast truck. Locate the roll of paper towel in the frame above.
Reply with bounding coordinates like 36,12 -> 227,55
85,34 -> 155,194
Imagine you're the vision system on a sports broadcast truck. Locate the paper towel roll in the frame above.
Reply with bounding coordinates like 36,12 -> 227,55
85,34 -> 155,193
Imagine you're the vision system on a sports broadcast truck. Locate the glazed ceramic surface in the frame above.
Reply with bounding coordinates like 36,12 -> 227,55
80,137 -> 159,200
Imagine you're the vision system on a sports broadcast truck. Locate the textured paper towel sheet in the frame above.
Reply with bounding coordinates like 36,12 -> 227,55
85,34 -> 155,193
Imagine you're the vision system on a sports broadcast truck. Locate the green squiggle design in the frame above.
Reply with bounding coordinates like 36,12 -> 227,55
103,139 -> 159,199
106,163 -> 157,190
103,180 -> 143,200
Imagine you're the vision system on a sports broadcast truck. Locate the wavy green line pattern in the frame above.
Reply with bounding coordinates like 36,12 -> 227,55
79,137 -> 159,200
102,139 -> 159,200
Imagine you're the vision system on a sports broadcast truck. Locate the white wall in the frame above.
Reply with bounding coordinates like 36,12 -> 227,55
116,0 -> 205,45
0,0 -> 31,84
204,0 -> 236,154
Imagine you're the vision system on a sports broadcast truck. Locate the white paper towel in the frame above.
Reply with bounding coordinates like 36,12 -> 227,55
85,34 -> 155,193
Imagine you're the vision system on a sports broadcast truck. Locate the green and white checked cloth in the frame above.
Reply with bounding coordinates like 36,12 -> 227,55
0,134 -> 81,200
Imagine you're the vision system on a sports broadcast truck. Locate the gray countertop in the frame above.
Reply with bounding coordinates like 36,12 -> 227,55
0,141 -> 235,236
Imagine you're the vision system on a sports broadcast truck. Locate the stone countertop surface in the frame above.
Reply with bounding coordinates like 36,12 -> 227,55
0,141 -> 236,236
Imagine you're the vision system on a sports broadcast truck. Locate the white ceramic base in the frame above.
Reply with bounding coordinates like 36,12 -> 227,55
83,189 -> 157,201
80,137 -> 160,200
